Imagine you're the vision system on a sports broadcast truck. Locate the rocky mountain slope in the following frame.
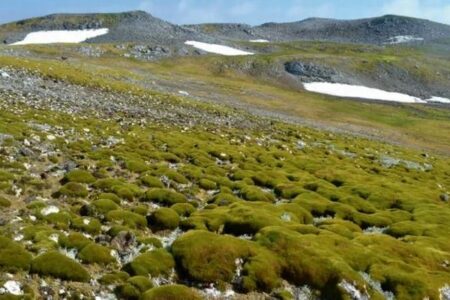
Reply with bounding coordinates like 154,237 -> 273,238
188,15 -> 450,44
2,11 -> 450,46
0,11 -> 210,45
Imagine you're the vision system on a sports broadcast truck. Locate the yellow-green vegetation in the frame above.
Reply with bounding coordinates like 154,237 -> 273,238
78,243 -> 115,265
0,44 -> 449,298
123,249 -> 175,277
30,251 -> 90,282
140,285 -> 202,300
147,207 -> 180,231
0,236 -> 32,272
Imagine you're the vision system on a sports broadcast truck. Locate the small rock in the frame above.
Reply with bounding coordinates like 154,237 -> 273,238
441,194 -> 449,202
111,231 -> 136,252
1,71 -> 10,78
2,281 -> 23,296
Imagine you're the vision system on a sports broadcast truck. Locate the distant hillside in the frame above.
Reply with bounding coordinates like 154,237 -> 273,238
188,15 -> 450,44
2,12 -> 450,46
0,11 -> 210,45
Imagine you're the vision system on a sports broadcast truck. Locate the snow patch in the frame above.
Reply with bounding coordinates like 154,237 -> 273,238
11,28 -> 109,45
249,39 -> 269,43
303,82 -> 425,103
386,35 -> 424,44
427,96 -> 450,104
41,205 -> 60,216
185,41 -> 254,56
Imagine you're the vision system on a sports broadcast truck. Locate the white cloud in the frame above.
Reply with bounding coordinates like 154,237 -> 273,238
381,0 -> 450,24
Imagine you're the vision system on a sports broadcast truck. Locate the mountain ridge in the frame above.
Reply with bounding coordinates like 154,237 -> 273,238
1,11 -> 450,45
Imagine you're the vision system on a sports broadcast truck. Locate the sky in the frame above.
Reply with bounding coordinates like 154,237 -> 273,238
0,0 -> 449,25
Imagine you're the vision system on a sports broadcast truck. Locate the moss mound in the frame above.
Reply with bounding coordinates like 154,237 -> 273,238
143,189 -> 187,205
63,169 -> 96,184
123,249 -> 175,277
78,243 -> 116,265
140,285 -> 202,300
172,230 -> 281,291
55,182 -> 89,198
0,236 -> 32,272
0,196 -> 11,207
147,208 -> 180,231
30,251 -> 90,282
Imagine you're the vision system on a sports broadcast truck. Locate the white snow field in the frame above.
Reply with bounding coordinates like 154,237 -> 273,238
386,35 -> 424,44
249,39 -> 270,43
303,82 -> 427,103
185,41 -> 254,56
426,96 -> 450,104
11,28 -> 109,45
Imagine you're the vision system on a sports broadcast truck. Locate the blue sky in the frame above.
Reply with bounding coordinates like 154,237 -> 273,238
1,0 -> 449,25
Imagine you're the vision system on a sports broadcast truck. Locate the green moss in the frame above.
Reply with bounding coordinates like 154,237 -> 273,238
142,189 -> 187,206
199,178 -> 217,190
44,212 -> 72,229
140,175 -> 164,188
239,185 -> 275,202
99,271 -> 130,285
123,249 -> 175,277
116,276 -> 154,298
140,285 -> 202,300
78,243 -> 115,265
92,198 -> 120,214
55,182 -> 89,198
97,193 -> 121,204
209,192 -> 241,206
0,170 -> 14,182
59,232 -> 91,250
125,159 -> 150,173
106,210 -> 147,229
172,230 -> 281,291
71,217 -> 101,234
63,169 -> 96,184
0,236 -> 32,272
31,251 -> 90,282
147,208 -> 180,231
0,196 -> 11,207
138,237 -> 163,248
170,203 -> 196,217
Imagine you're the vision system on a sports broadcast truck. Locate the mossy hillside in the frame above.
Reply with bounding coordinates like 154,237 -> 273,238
0,103 -> 448,298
